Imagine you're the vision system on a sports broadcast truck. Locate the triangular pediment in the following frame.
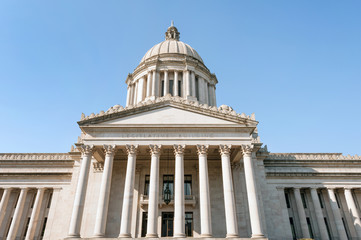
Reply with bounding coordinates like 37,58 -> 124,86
103,106 -> 236,125
78,97 -> 258,127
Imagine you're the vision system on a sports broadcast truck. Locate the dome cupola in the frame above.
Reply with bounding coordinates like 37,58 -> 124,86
125,23 -> 218,107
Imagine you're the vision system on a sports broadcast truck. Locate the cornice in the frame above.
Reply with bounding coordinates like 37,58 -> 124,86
266,153 -> 361,161
78,95 -> 258,126
266,172 -> 361,178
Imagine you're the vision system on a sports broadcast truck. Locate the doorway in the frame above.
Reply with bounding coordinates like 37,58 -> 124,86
161,212 -> 174,237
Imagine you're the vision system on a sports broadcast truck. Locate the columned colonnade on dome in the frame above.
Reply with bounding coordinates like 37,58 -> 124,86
67,144 -> 265,239
126,69 -> 216,107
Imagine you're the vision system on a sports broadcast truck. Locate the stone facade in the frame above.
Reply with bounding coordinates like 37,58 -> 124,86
0,24 -> 360,240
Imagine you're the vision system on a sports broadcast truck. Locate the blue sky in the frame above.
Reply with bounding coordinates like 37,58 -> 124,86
0,1 -> 360,154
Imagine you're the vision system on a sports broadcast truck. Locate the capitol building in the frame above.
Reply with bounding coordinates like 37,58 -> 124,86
1,23 -> 361,240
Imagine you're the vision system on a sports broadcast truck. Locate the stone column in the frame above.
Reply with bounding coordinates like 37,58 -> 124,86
68,144 -> 94,238
327,188 -> 348,239
191,72 -> 196,97
310,188 -> 329,240
126,86 -> 131,106
219,145 -> 239,238
174,145 -> 186,238
186,70 -> 191,97
134,81 -> 138,104
174,71 -> 179,96
130,85 -> 135,106
7,188 -> 29,240
25,188 -> 46,240
164,71 -> 169,96
197,144 -> 212,237
0,188 -> 12,227
212,86 -> 217,106
119,145 -> 138,238
152,70 -> 157,96
344,188 -> 361,238
93,145 -> 116,237
293,188 -> 310,238
146,144 -> 162,238
137,77 -> 145,103
204,82 -> 209,105
146,71 -> 152,98
241,145 -> 265,238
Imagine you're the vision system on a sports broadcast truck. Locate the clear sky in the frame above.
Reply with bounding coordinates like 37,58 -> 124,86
0,1 -> 360,154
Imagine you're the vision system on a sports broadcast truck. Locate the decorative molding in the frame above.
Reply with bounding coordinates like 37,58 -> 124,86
149,145 -> 162,155
78,96 -> 257,124
79,145 -> 94,155
196,145 -> 209,155
266,153 -> 361,161
93,162 -> 104,172
219,145 -> 232,155
103,145 -> 116,156
241,144 -> 254,155
0,153 -> 72,161
173,145 -> 186,155
125,145 -> 138,155
266,172 -> 361,178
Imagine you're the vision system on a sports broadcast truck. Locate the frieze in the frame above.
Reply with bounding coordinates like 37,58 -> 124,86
0,153 -> 72,161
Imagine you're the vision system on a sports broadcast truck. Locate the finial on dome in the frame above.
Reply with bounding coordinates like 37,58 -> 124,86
165,22 -> 180,41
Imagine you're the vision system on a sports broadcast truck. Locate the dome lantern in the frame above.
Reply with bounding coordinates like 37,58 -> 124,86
165,21 -> 180,41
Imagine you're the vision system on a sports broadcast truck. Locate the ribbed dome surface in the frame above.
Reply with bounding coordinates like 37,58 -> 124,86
140,40 -> 203,63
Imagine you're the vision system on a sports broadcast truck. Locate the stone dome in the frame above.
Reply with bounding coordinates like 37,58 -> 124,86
140,23 -> 203,63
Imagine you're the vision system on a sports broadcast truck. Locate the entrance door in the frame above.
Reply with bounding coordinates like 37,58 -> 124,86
161,212 -> 174,237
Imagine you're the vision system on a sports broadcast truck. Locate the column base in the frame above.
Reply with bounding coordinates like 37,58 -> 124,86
200,234 -> 213,238
226,233 -> 239,238
173,233 -> 187,238
91,234 -> 105,238
65,234 -> 81,239
118,233 -> 132,238
145,233 -> 159,238
251,233 -> 266,239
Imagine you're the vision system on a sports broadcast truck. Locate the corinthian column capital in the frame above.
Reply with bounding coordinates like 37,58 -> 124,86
149,144 -> 162,155
196,145 -> 209,155
125,145 -> 138,155
219,145 -> 232,155
103,145 -> 116,156
80,145 -> 94,155
241,144 -> 254,155
173,145 -> 186,155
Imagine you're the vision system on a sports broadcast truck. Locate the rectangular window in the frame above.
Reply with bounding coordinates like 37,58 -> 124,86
41,217 -> 48,238
301,192 -> 308,208
342,218 -> 350,240
289,217 -> 296,240
185,212 -> 193,236
285,192 -> 291,208
5,217 -> 13,238
178,80 -> 182,96
163,175 -> 174,200
169,80 -> 174,96
184,175 -> 192,196
23,217 -> 31,237
47,192 -> 53,208
144,175 -> 150,195
161,212 -> 174,237
324,218 -> 332,239
318,192 -> 324,208
161,81 -> 164,97
335,192 -> 341,208
141,212 -> 148,237
306,217 -> 314,238
195,77 -> 199,99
